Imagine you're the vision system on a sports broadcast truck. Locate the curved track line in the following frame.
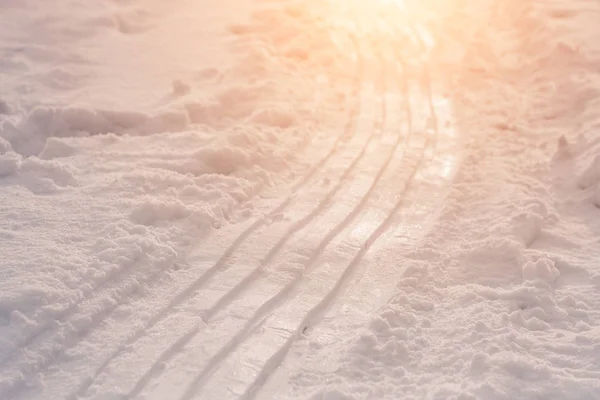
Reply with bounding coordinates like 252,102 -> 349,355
0,34 -> 365,400
191,16 -> 444,398
123,44 -> 387,400
201,57 -> 387,323
241,59 -> 439,400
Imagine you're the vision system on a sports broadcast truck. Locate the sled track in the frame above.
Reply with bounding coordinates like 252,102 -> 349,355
188,24 -> 441,400
0,35 -> 366,400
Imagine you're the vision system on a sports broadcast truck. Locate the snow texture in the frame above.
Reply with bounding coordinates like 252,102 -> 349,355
3,0 -> 600,399
269,1 -> 600,400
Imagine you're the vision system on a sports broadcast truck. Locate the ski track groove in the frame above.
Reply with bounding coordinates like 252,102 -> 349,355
243,46 -> 440,400
0,34 -> 365,400
197,16 -> 442,399
125,42 -> 386,400
139,15 -> 430,400
201,53 -> 386,324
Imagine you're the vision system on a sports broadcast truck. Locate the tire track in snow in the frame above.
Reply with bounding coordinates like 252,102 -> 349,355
0,33 -> 367,400
116,45 -> 388,400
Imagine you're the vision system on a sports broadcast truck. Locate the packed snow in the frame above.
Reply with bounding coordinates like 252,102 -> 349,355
2,0 -> 600,399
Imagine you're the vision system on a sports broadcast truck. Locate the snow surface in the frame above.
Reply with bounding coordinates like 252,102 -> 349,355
2,0 -> 600,399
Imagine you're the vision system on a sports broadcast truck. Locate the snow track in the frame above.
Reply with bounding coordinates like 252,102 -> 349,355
192,31 -> 454,400
150,53 -> 399,400
82,38 -> 386,400
191,63 -> 427,400
0,3 -> 459,400
8,0 -> 600,398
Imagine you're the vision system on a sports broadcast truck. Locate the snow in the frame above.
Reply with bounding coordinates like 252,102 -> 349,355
2,0 -> 600,399
260,2 -> 600,399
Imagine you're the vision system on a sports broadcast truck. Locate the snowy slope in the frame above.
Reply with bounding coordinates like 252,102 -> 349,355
2,0 -> 600,399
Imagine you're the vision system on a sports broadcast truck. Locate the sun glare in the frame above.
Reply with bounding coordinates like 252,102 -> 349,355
325,0 -> 495,72
326,0 -> 462,60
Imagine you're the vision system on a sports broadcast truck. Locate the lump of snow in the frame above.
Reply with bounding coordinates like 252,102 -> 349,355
7,105 -> 195,156
0,152 -> 21,177
142,110 -> 189,133
352,331 -> 379,354
217,83 -> 272,119
512,212 -> 542,246
500,354 -> 552,381
553,134 -> 571,160
130,199 -> 192,226
509,310 -> 552,331
19,157 -> 77,187
578,154 -> 600,189
191,145 -> 251,175
0,136 -> 12,154
522,258 -> 560,283
368,316 -> 390,333
0,99 -> 11,115
185,100 -> 218,125
249,104 -> 296,128
470,352 -> 488,375
39,137 -> 77,159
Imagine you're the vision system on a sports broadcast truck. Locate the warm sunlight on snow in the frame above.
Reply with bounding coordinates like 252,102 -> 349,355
4,0 -> 600,399
321,0 -> 494,73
